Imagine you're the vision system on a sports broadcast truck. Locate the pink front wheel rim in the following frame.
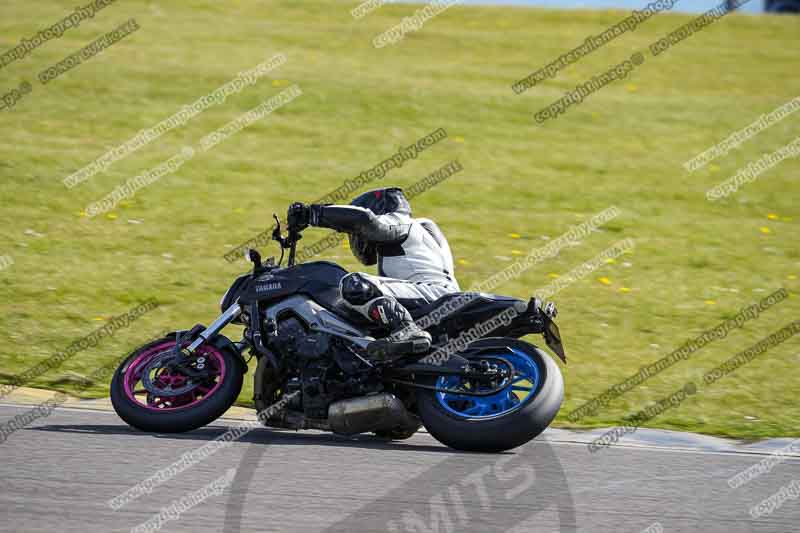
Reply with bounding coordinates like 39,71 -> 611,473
122,341 -> 227,412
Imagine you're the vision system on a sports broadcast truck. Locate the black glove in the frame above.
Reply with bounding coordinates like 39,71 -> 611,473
287,202 -> 310,231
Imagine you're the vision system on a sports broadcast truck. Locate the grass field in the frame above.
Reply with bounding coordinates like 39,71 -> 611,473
0,0 -> 798,439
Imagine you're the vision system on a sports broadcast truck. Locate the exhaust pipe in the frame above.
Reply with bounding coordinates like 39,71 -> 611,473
328,393 -> 419,436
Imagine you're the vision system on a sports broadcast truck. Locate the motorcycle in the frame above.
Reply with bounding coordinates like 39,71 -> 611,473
111,207 -> 567,452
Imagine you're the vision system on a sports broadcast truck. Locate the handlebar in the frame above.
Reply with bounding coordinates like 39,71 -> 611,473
271,212 -> 303,267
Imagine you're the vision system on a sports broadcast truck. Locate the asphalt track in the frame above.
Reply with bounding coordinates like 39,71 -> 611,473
1,404 -> 799,533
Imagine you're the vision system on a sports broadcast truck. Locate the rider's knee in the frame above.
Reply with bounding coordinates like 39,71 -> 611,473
340,272 -> 383,306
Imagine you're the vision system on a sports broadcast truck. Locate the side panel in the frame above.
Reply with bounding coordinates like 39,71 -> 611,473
264,295 -> 365,336
264,295 -> 372,349
239,261 -> 349,308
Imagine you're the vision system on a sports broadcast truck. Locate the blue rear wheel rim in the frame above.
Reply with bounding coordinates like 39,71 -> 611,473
435,348 -> 541,420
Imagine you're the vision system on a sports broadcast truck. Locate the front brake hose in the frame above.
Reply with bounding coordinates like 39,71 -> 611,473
250,302 -> 280,370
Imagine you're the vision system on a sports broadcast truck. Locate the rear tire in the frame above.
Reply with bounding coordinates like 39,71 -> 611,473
416,338 -> 563,452
110,335 -> 244,433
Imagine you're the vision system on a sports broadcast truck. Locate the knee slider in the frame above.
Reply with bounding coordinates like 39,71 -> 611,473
340,273 -> 382,306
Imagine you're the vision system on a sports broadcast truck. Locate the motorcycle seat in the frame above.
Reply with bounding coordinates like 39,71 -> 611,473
406,292 -> 521,321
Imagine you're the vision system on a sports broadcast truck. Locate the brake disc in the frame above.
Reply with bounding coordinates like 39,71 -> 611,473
140,350 -> 203,397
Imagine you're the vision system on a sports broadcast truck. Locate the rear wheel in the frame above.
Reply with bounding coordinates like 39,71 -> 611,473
111,335 -> 244,433
416,338 -> 563,452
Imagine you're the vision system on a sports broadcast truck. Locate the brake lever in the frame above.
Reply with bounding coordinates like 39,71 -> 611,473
271,214 -> 283,243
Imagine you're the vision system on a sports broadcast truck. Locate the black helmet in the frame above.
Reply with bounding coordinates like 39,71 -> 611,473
350,187 -> 411,216
348,187 -> 410,265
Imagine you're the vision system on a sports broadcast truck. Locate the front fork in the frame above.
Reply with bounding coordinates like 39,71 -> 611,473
183,303 -> 243,355
181,301 -> 282,373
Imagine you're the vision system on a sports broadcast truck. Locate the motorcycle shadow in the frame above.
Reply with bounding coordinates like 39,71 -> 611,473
30,423 -> 459,453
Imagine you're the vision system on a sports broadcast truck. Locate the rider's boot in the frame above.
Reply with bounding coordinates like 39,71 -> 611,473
363,297 -> 432,361
339,273 -> 431,361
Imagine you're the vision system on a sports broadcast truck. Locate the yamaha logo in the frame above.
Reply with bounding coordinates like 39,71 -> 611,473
255,282 -> 283,293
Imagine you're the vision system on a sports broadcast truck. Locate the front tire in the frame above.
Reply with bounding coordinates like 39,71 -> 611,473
111,335 -> 244,433
416,338 -> 564,452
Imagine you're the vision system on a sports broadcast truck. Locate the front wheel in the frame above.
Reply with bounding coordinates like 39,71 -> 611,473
416,338 -> 564,452
111,335 -> 244,433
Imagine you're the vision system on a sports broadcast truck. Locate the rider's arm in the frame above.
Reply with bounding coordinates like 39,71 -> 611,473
310,204 -> 410,243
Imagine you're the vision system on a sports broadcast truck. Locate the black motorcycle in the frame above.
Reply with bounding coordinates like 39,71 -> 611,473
111,208 -> 567,452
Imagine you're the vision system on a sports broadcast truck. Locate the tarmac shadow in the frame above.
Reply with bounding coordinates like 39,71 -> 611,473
29,422 -> 459,453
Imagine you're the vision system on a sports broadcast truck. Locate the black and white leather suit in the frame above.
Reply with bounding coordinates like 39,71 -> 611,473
311,204 -> 460,302
302,191 -> 459,356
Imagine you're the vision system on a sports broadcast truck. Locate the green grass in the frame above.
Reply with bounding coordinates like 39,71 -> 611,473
0,0 -> 798,440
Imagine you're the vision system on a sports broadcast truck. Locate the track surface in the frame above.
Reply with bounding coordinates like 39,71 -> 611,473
1,404 -> 798,533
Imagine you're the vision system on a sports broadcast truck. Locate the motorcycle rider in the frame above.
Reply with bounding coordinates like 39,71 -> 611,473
287,187 -> 459,360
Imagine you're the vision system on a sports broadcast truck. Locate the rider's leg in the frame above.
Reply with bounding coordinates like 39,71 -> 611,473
339,272 -> 432,360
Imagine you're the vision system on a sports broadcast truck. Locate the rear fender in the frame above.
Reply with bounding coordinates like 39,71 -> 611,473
462,335 -> 565,365
499,300 -> 567,364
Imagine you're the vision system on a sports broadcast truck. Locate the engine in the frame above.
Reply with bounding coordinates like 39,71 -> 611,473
277,317 -> 330,360
274,316 -> 380,420
257,315 -> 419,436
